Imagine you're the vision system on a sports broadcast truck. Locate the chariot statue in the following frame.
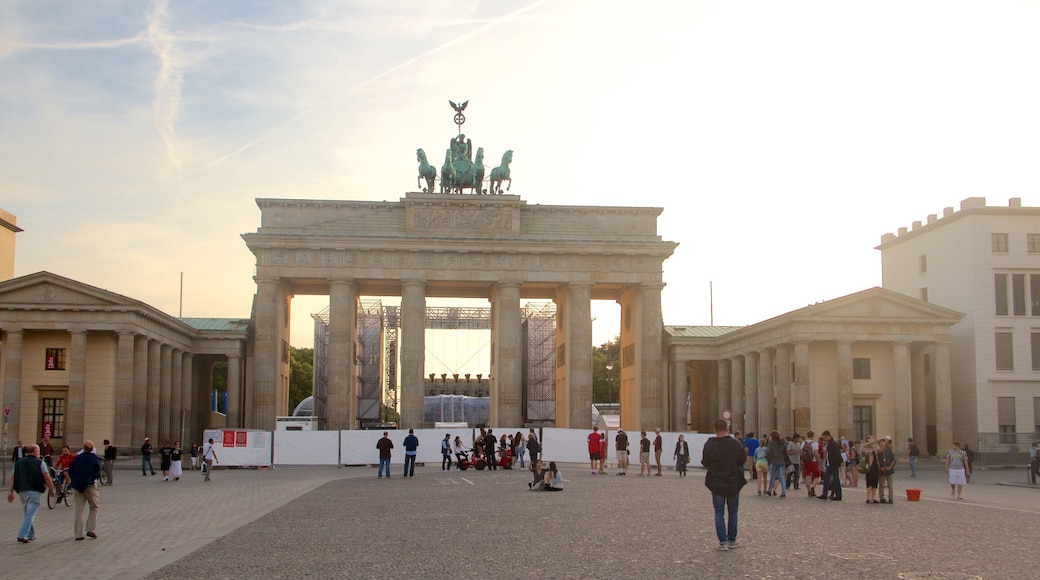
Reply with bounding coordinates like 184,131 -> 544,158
415,100 -> 513,195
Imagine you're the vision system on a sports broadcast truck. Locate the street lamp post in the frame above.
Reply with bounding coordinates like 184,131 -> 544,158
605,361 -> 614,409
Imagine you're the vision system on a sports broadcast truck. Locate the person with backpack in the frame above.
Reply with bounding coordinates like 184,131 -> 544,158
801,430 -> 821,497
907,437 -> 920,477
786,434 -> 802,490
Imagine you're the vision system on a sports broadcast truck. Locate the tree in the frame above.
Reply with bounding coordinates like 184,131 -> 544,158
593,336 -> 620,404
289,346 -> 314,413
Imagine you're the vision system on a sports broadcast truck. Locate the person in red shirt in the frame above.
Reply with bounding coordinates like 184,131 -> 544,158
587,426 -> 602,475
53,445 -> 74,485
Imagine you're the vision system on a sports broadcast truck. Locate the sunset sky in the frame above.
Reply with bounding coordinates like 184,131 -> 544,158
3,1 -> 1039,374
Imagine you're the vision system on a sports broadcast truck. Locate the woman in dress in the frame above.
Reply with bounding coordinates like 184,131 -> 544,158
673,434 -> 690,476
862,437 -> 881,503
169,441 -> 184,481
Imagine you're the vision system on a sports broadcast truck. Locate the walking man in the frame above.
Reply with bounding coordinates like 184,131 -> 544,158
7,444 -> 56,543
202,438 -> 218,482
140,437 -> 155,476
68,440 -> 102,540
403,429 -> 419,477
102,440 -> 117,485
906,437 -> 920,477
702,420 -> 748,551
818,431 -> 843,501
877,437 -> 897,503
653,428 -> 663,476
377,431 -> 394,478
440,433 -> 453,471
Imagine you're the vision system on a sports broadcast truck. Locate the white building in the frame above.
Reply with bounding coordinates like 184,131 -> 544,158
879,196 -> 1040,455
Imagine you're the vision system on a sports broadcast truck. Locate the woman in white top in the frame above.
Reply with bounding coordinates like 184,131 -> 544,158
452,436 -> 466,469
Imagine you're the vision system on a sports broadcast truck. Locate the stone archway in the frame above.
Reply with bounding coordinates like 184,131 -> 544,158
242,193 -> 676,431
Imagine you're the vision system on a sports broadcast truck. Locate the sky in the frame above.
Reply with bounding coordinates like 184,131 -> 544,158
3,0 -> 1040,375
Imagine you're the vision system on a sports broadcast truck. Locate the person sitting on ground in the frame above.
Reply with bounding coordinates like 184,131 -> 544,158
541,461 -> 563,491
529,459 -> 547,490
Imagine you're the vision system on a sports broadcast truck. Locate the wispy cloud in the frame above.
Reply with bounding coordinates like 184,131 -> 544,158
147,0 -> 183,175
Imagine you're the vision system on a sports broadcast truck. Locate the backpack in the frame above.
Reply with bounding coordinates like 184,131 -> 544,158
801,441 -> 815,463
857,451 -> 871,474
909,443 -> 920,457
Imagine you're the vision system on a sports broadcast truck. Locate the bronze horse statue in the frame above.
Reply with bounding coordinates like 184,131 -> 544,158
416,149 -> 436,193
489,149 -> 512,194
440,145 -> 485,194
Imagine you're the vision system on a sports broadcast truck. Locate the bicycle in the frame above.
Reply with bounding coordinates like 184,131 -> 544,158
47,470 -> 72,509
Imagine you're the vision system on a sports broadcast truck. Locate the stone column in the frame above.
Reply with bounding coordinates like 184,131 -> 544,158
251,277 -> 283,431
793,341 -> 811,434
146,340 -> 161,439
836,341 -> 854,439
744,352 -> 758,436
1,329 -> 23,440
757,348 -> 774,434
115,332 -> 136,449
400,280 -> 426,429
730,356 -> 744,432
64,330 -> 88,446
672,357 -> 689,430
638,284 -> 666,429
131,335 -> 149,446
170,349 -> 183,443
567,283 -> 594,429
934,342 -> 953,453
181,353 -> 193,444
911,346 -> 928,447
225,354 -> 242,428
893,341 -> 913,448
491,282 -> 523,426
159,344 -> 172,441
327,279 -> 358,430
717,358 -> 731,426
775,345 -> 792,436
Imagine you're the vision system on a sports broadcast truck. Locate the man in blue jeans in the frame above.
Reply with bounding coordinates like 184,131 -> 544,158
140,438 -> 155,476
7,444 -> 57,543
818,431 -> 843,501
376,432 -> 394,478
701,420 -> 747,551
403,429 -> 419,477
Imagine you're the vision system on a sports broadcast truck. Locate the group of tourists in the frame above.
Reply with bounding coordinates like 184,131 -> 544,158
8,439 -> 102,543
585,426 -> 692,477
140,437 -> 218,482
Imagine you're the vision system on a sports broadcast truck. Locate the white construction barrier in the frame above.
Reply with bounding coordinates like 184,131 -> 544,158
202,429 -> 272,467
273,430 -> 340,465
340,428 -> 448,466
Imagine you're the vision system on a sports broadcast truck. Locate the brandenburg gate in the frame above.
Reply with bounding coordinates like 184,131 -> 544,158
242,193 -> 677,431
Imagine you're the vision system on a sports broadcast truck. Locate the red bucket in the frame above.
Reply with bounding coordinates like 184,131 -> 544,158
906,488 -> 922,501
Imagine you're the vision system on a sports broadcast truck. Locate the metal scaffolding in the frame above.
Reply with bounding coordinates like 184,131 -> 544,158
311,309 -> 330,423
522,301 -> 557,424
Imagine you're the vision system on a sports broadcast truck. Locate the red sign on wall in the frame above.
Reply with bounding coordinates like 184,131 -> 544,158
222,430 -> 235,447
235,431 -> 247,447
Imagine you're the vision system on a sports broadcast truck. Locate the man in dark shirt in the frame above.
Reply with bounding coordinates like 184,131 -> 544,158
376,432 -> 394,478
141,438 -> 155,476
653,428 -> 664,476
615,429 -> 630,475
702,420 -> 747,551
818,431 -> 843,501
158,441 -> 174,481
483,429 -> 498,470
68,440 -> 102,540
102,440 -> 117,485
403,429 -> 419,477
8,444 -> 56,543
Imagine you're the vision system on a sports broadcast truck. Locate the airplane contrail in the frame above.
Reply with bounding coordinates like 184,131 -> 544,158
147,0 -> 183,176
182,0 -> 548,179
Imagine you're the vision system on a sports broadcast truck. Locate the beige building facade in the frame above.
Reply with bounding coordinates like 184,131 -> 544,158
0,208 -> 21,282
665,288 -> 963,454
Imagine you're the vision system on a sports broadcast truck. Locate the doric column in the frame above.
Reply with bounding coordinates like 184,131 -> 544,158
730,356 -> 744,431
911,346 -> 928,447
251,277 -> 285,430
836,341 -> 854,439
131,335 -> 149,446
146,339 -> 161,439
893,341 -> 912,448
775,345 -> 792,436
159,344 -> 172,441
115,332 -> 136,448
793,341 -> 811,434
65,330 -> 88,446
934,342 -> 953,453
225,353 -> 242,428
757,348 -> 774,434
744,352 -> 758,436
1,329 -> 23,440
672,357 -> 689,430
170,348 -> 183,443
327,279 -> 358,430
566,283 -> 594,429
400,280 -> 427,429
181,353 -> 193,444
717,358 -> 731,426
491,282 -> 523,426
638,284 -> 666,429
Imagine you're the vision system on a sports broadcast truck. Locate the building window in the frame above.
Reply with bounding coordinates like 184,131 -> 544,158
853,358 -> 871,380
1033,334 -> 1040,371
918,254 -> 927,273
1028,234 -> 1040,253
996,332 -> 1014,370
1013,274 -> 1027,316
998,396 -> 1016,444
1034,397 -> 1040,436
924,353 -> 931,373
992,233 -> 1009,253
995,274 -> 1009,315
45,348 -> 66,371
1031,275 -> 1040,316
920,287 -> 928,302
41,398 -> 65,439
853,405 -> 874,442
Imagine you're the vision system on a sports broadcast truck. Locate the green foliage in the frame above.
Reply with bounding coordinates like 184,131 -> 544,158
593,336 -> 620,404
289,346 -> 314,413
